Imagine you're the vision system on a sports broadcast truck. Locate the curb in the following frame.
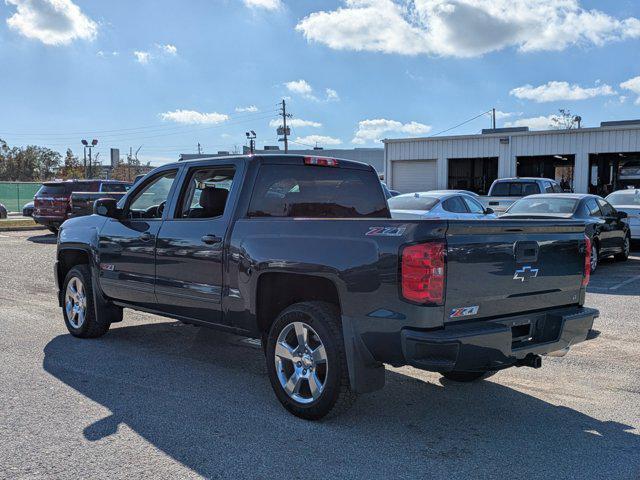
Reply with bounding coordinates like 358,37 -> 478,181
0,225 -> 47,232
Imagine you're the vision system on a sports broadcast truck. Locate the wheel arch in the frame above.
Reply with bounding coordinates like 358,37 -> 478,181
255,272 -> 341,336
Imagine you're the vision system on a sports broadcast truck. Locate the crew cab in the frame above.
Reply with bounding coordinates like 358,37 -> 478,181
34,180 -> 130,233
479,177 -> 563,214
55,155 -> 598,420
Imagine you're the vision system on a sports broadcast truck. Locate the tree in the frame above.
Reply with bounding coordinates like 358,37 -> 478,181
60,148 -> 83,179
0,140 -> 61,181
551,109 -> 581,130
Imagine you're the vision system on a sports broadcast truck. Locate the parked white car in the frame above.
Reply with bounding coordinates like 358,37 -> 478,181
389,191 -> 496,220
606,189 -> 640,240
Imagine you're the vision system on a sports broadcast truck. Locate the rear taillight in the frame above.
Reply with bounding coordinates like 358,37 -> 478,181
304,156 -> 339,167
582,235 -> 591,287
401,241 -> 446,305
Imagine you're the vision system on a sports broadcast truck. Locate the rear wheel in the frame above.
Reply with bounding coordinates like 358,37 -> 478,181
440,370 -> 495,382
265,301 -> 356,420
615,235 -> 630,262
62,265 -> 111,338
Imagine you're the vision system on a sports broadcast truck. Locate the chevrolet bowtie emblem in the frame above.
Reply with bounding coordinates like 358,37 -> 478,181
514,266 -> 539,282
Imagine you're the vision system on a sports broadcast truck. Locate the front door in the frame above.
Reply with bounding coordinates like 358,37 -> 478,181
597,198 -> 626,251
154,163 -> 238,324
98,169 -> 179,308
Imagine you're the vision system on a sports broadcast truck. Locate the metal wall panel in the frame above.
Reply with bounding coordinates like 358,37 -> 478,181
391,160 -> 437,193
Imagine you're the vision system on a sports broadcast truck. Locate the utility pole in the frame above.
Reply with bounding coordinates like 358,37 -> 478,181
279,99 -> 292,153
197,142 -> 202,154
492,108 -> 496,130
81,139 -> 98,178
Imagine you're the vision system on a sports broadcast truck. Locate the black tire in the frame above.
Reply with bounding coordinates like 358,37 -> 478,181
590,241 -> 599,274
62,265 -> 111,338
615,235 -> 631,262
265,301 -> 356,420
440,370 -> 495,382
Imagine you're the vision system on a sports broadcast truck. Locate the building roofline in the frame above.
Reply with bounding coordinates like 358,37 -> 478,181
382,123 -> 640,144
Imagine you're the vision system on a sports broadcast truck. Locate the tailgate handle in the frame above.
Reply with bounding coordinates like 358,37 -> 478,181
514,241 -> 539,263
489,201 -> 499,206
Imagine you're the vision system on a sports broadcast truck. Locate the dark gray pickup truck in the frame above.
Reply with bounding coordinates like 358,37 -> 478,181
55,154 -> 598,419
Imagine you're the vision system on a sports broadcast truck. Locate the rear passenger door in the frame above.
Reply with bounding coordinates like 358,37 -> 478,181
154,161 -> 242,324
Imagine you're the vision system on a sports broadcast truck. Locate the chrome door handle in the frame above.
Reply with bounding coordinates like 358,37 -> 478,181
139,232 -> 153,242
201,234 -> 221,245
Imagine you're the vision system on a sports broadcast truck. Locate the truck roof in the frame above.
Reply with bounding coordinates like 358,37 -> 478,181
492,177 -> 556,183
176,154 -> 373,171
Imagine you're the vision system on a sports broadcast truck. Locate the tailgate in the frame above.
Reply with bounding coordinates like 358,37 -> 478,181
444,219 -> 586,322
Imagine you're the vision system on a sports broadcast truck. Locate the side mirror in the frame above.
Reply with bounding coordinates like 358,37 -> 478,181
94,198 -> 121,218
617,211 -> 628,219
484,207 -> 494,215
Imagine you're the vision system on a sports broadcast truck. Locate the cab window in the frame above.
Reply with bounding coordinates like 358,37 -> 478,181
127,170 -> 177,219
176,166 -> 235,219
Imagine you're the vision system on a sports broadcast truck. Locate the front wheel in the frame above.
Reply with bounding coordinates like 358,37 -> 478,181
615,235 -> 630,262
62,265 -> 111,338
265,301 -> 356,420
440,371 -> 495,382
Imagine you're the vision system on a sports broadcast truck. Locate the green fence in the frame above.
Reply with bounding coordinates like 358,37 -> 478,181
0,182 -> 41,213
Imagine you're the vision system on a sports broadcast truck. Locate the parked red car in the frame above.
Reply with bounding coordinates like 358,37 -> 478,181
33,180 -> 130,233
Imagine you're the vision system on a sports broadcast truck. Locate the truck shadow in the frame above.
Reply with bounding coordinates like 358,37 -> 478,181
43,322 -> 639,479
27,233 -> 57,244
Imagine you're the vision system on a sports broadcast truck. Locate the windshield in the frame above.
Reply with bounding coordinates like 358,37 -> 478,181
607,191 -> 640,206
388,195 -> 439,211
508,197 -> 578,214
36,184 -> 70,196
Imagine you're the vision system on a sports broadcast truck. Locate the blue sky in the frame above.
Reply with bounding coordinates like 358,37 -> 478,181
1,0 -> 640,165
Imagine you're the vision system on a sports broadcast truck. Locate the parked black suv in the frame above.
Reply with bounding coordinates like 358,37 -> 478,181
55,155 -> 598,419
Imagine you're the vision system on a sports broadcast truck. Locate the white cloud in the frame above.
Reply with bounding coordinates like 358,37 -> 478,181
620,76 -> 640,105
510,81 -> 616,102
235,105 -> 259,113
285,79 -> 314,96
243,0 -> 282,10
505,115 -> 557,130
295,135 -> 342,146
159,110 -> 229,125
269,118 -> 322,128
295,0 -> 640,58
97,50 -> 118,57
159,43 -> 177,55
352,118 -> 431,144
6,0 -> 97,46
326,88 -> 340,102
133,51 -> 151,64
284,79 -> 339,102
492,110 -> 521,120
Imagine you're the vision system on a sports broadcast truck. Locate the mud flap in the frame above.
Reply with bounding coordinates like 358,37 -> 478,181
91,268 -> 123,323
341,315 -> 385,394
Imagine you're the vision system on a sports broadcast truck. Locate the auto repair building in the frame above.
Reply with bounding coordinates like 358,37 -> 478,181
383,120 -> 640,196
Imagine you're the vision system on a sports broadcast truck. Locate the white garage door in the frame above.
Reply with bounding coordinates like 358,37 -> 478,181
391,160 -> 438,193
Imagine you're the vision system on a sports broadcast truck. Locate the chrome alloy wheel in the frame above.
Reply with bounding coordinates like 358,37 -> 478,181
274,321 -> 328,404
65,276 -> 87,329
591,244 -> 598,272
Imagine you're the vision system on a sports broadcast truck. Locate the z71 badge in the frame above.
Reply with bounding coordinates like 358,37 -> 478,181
450,306 -> 479,318
365,226 -> 406,237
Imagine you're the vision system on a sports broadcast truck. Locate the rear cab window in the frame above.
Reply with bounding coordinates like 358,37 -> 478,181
248,163 -> 390,218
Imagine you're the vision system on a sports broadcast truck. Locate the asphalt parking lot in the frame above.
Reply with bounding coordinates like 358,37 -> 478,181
0,230 -> 638,479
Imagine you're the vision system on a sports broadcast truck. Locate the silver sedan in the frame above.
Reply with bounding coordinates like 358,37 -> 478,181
389,191 -> 496,220
606,189 -> 640,240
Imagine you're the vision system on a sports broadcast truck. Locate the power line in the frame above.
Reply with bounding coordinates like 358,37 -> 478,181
429,109 -> 493,137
